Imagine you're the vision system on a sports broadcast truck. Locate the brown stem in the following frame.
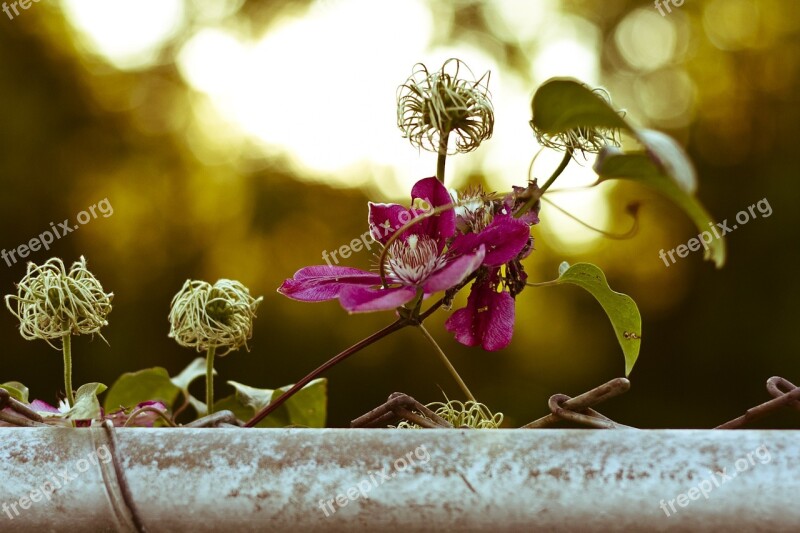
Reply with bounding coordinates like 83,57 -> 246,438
515,147 -> 573,218
436,130 -> 450,183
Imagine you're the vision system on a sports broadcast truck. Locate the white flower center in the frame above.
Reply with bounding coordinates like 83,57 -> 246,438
386,235 -> 445,285
456,185 -> 494,232
58,399 -> 71,414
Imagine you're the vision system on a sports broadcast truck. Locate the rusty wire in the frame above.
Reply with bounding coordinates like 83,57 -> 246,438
5,376 -> 800,431
185,410 -> 243,428
352,375 -> 800,430
351,392 -> 454,428
715,376 -> 800,429
0,387 -> 47,427
522,377 -> 632,429
0,387 -> 244,428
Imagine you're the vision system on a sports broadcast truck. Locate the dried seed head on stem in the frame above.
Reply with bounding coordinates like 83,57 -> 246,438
169,278 -> 263,416
397,58 -> 494,156
531,86 -> 623,157
5,256 -> 113,349
168,279 -> 263,356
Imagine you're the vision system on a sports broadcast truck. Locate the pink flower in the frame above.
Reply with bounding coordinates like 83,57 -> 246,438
279,177 -> 486,313
444,182 -> 541,351
279,177 -> 541,352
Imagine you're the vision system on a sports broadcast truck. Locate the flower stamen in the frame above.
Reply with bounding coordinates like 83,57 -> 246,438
385,235 -> 446,285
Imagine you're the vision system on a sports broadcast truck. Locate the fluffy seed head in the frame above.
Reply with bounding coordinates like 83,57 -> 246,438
5,257 -> 113,349
168,279 -> 263,356
397,58 -> 494,154
397,399 -> 504,429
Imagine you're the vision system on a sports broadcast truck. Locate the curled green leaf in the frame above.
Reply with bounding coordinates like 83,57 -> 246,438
594,146 -> 726,268
555,263 -> 641,376
65,383 -> 107,420
1,381 -> 29,403
531,78 -> 628,150
531,78 -> 725,268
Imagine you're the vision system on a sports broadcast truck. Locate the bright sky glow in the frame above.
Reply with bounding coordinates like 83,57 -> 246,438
62,0 -> 184,69
63,0 -> 610,249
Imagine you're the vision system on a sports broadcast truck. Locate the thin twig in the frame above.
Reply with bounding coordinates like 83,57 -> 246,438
541,196 -> 639,240
715,386 -> 800,429
417,324 -> 476,403
205,346 -> 216,415
515,147 -> 573,218
63,334 -> 75,407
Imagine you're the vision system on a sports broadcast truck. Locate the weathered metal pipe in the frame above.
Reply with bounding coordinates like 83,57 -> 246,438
0,428 -> 798,531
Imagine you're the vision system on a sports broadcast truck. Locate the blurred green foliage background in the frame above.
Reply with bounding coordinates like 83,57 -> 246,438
1,0 -> 798,427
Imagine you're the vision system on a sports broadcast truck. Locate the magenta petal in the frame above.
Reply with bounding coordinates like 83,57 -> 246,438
448,232 -> 480,258
424,246 -> 486,293
30,400 -> 60,413
127,401 -> 168,428
339,285 -> 417,313
279,266 -> 381,302
410,177 -> 456,249
516,210 -> 540,226
411,176 -> 453,210
479,217 -> 531,266
136,400 -> 167,410
368,203 -> 412,246
445,282 -> 515,351
451,216 -> 530,267
504,185 -> 541,225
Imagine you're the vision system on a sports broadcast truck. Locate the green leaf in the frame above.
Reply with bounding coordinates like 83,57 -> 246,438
172,358 -> 216,417
171,357 -> 209,393
2,381 -> 29,403
594,146 -> 726,268
219,378 -> 328,428
187,394 -> 209,417
227,381 -> 273,411
531,78 -> 630,136
556,263 -> 641,376
272,379 -> 327,428
66,383 -> 107,420
212,394 -> 252,422
104,367 -> 181,413
635,129 -> 696,194
532,79 -> 723,266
